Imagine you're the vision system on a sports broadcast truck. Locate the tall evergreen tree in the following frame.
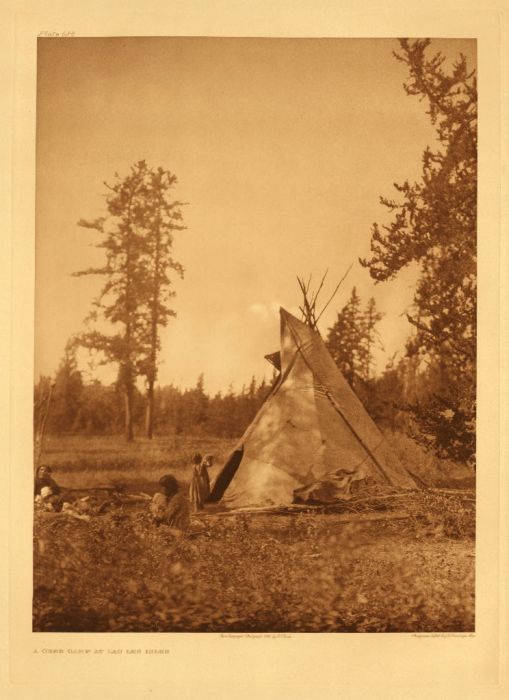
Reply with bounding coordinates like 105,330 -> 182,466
326,288 -> 383,387
360,297 -> 384,382
137,164 -> 186,438
73,161 -> 185,442
47,340 -> 83,433
360,39 -> 476,462
326,287 -> 363,385
74,163 -> 154,441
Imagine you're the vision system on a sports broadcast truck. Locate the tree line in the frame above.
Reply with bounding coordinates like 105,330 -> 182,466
34,359 -> 274,439
35,302 -> 458,460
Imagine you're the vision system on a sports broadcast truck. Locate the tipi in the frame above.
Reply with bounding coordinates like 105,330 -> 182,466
209,308 -> 416,508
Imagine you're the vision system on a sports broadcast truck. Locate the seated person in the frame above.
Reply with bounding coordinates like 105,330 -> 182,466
34,465 -> 63,512
150,474 -> 190,531
34,465 -> 61,496
34,485 -> 58,512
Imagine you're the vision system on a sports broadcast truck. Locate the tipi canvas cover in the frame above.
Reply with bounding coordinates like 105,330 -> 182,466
209,308 -> 416,508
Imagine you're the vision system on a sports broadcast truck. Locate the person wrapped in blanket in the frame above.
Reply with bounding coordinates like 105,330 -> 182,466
150,474 -> 190,531
34,465 -> 64,512
189,453 -> 214,511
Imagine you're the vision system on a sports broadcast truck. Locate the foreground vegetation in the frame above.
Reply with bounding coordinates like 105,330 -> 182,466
33,434 -> 475,633
33,498 -> 474,633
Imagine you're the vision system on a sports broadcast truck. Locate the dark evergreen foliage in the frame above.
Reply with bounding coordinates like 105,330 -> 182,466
326,287 -> 384,385
34,372 -> 271,439
360,39 -> 476,463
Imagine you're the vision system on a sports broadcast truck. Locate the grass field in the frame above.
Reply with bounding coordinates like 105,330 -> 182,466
39,433 -> 237,493
33,433 -> 475,633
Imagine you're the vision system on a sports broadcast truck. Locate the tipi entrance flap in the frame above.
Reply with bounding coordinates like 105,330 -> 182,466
208,447 -> 244,502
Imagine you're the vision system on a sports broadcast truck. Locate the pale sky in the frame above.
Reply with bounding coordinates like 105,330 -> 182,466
35,37 -> 476,395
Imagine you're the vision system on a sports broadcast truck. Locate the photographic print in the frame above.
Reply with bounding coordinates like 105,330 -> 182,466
33,36 -> 476,633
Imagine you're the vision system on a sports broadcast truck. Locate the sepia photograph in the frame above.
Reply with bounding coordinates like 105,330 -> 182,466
33,36 -> 477,634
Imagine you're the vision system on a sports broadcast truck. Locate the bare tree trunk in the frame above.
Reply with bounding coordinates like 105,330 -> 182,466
124,385 -> 134,442
145,380 -> 154,439
145,215 -> 161,439
145,325 -> 157,438
124,193 -> 136,444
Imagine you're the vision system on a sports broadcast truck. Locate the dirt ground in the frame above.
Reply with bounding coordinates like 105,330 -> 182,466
33,500 -> 475,633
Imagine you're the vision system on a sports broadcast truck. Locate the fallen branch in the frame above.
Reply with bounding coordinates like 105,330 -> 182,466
62,511 -> 91,522
61,487 -> 152,501
332,511 -> 410,523
428,488 -> 476,496
205,504 -> 313,515
62,486 -> 121,493
120,494 -> 152,502
203,506 -> 411,523
344,493 -> 411,505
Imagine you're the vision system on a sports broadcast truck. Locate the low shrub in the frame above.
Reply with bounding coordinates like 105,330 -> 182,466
406,491 -> 476,540
386,430 -> 475,486
33,507 -> 474,633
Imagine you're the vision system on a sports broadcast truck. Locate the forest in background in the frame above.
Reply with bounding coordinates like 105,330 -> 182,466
34,288 -> 470,464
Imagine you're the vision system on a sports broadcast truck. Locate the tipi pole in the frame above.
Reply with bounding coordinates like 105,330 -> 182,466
34,382 -> 54,475
322,388 -> 394,484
